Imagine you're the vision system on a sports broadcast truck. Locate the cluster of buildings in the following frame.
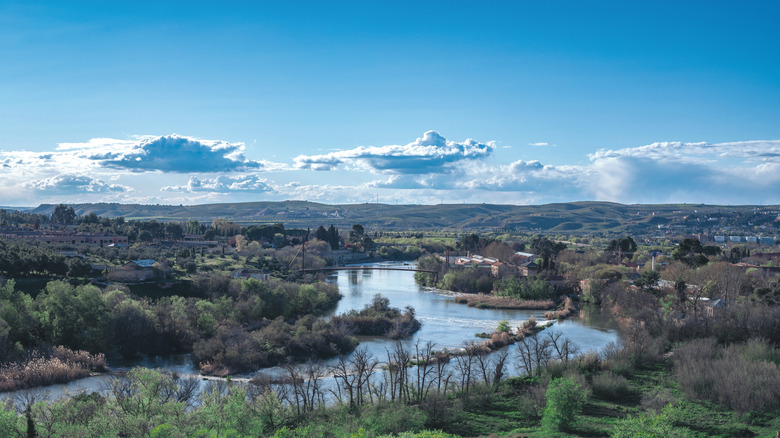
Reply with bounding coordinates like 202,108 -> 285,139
0,230 -> 128,246
711,235 -> 775,245
440,251 -> 541,277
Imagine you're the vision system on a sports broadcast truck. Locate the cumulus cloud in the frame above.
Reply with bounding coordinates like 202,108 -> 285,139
528,142 -> 550,147
294,131 -> 495,174
1,134 -> 288,175
95,134 -> 272,172
161,175 -> 275,193
23,174 -> 131,194
582,139 -> 780,203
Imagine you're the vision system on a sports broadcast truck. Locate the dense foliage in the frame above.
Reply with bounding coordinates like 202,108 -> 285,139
331,294 -> 421,339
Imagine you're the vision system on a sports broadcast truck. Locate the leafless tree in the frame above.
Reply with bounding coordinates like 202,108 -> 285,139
330,347 -> 378,408
413,340 -> 437,402
516,333 -> 552,376
433,349 -> 453,395
385,342 -> 411,403
454,343 -> 486,394
545,330 -> 580,363
492,349 -> 510,387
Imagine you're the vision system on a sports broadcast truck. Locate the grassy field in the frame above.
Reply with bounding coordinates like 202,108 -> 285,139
439,361 -> 780,437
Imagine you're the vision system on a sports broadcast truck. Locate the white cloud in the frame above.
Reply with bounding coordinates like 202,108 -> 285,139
5,134 -> 780,207
94,134 -> 278,172
581,140 -> 780,204
23,174 -> 131,194
528,142 -> 550,147
294,131 -> 495,174
0,134 -> 288,176
161,175 -> 275,193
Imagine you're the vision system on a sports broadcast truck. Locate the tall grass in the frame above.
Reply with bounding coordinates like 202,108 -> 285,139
0,346 -> 106,391
544,297 -> 575,320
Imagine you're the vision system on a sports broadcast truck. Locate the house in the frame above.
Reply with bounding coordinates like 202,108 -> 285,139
546,275 -> 566,289
704,298 -> 724,317
233,269 -> 270,281
490,261 -> 504,277
517,259 -> 539,276
107,259 -> 165,282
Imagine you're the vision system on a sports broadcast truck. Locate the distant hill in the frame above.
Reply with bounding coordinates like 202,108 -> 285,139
26,201 -> 780,235
0,206 -> 34,212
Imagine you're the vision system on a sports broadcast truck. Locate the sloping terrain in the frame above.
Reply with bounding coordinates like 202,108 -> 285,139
28,201 -> 775,233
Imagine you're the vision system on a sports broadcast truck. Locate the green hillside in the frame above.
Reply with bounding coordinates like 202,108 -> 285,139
27,201 -> 778,234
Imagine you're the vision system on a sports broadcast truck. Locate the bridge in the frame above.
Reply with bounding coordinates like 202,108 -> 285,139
300,266 -> 438,275
289,242 -> 438,279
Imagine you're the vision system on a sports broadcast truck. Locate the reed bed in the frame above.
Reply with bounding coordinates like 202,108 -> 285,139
0,346 -> 106,392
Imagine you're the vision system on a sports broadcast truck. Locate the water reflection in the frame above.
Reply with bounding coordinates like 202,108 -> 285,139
2,262 -> 619,402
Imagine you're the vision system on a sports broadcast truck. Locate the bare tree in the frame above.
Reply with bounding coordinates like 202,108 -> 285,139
330,347 -> 378,409
413,340 -> 437,402
454,343 -> 486,394
546,330 -> 580,363
492,349 -> 510,387
433,349 -> 453,395
516,333 -> 552,376
385,342 -> 411,403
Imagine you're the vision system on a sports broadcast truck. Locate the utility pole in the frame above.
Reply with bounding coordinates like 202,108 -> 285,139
301,237 -> 306,271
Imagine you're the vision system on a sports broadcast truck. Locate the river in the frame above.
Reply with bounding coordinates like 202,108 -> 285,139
1,261 -> 619,402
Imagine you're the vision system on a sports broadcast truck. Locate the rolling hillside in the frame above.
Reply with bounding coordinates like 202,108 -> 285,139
26,201 -> 779,234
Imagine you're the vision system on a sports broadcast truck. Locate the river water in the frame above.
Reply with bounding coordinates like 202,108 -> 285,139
1,262 -> 619,402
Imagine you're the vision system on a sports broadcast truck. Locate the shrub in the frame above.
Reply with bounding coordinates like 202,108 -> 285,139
674,337 -> 780,414
592,371 -> 629,400
610,404 -> 684,438
540,376 -> 589,432
360,402 -> 427,436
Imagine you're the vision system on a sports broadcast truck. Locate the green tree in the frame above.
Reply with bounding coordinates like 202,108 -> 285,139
349,224 -> 365,244
541,377 -> 589,432
52,204 -> 76,225
186,220 -> 201,235
38,282 -> 108,351
164,222 -> 184,240
672,238 -> 720,267
315,226 -> 329,243
606,236 -> 637,261
531,237 -> 567,271
327,224 -> 340,249
137,230 -> 153,242
634,270 -> 661,292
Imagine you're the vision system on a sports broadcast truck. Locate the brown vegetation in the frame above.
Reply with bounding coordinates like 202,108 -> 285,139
454,293 -> 555,310
674,337 -> 780,414
544,297 -> 576,320
0,346 -> 106,391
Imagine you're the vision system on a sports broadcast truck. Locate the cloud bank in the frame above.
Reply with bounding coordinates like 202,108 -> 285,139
23,174 -> 131,194
3,133 -> 780,206
294,131 -> 495,174
161,175 -> 274,193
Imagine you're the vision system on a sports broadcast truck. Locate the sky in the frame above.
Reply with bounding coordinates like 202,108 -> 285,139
2,1 -> 780,207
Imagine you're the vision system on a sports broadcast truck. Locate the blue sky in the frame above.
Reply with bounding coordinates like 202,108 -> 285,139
2,1 -> 780,206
